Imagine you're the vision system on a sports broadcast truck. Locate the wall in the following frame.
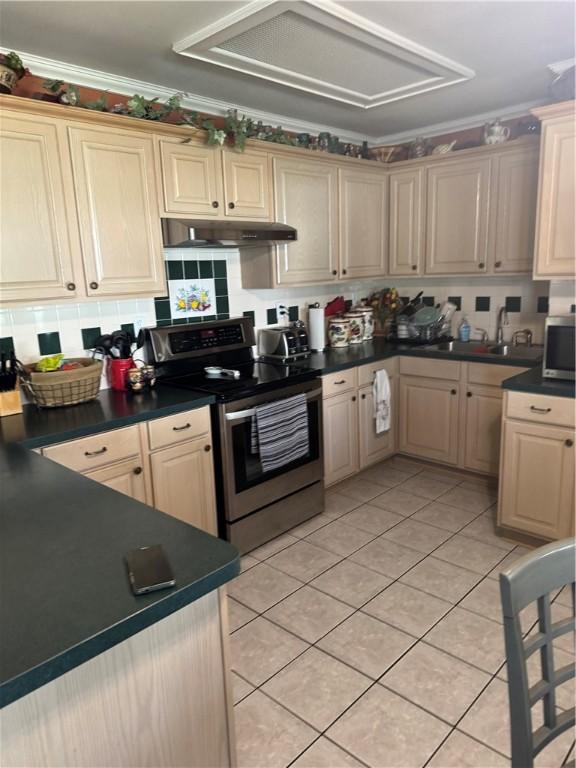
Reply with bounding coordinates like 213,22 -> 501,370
0,247 -> 550,383
548,280 -> 576,315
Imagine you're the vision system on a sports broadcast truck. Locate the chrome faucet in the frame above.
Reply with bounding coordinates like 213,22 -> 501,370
496,307 -> 509,344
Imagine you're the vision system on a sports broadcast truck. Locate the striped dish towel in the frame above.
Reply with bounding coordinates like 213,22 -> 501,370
250,393 -> 310,473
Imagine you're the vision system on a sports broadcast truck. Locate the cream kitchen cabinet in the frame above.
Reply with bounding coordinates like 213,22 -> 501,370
150,437 -> 217,535
399,375 -> 460,464
158,138 -> 272,221
339,167 -> 388,279
388,166 -> 425,276
68,125 -> 166,297
273,156 -> 339,285
323,390 -> 359,486
490,146 -> 539,273
0,110 -> 83,303
425,156 -> 491,274
84,457 -> 147,503
359,379 -> 397,468
532,101 -> 576,279
498,391 -> 575,540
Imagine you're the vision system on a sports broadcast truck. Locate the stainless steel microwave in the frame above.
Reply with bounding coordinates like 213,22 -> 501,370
543,316 -> 575,380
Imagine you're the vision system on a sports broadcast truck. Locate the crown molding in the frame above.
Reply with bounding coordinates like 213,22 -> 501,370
0,47 -> 369,144
371,100 -> 546,145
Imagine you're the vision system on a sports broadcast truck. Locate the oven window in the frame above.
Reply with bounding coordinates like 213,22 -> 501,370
546,326 -> 575,372
230,399 -> 320,493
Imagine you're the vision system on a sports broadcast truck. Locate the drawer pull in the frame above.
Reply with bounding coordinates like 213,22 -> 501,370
84,446 -> 107,457
565,439 -> 573,447
530,406 -> 551,414
133,466 -> 143,475
172,423 -> 191,432
334,379 -> 346,385
204,444 -> 212,452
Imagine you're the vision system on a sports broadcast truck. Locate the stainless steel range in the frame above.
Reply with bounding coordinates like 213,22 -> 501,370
142,317 -> 324,553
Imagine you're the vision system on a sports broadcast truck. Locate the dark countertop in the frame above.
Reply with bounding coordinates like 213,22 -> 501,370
0,442 -> 239,708
306,338 -> 544,374
0,385 -> 215,449
502,367 -> 576,398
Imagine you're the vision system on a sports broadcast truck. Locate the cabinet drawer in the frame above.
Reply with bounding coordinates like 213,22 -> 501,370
358,357 -> 398,387
400,357 -> 460,381
322,368 -> 358,398
505,391 -> 575,428
467,363 -> 528,387
43,426 -> 140,472
147,407 -> 211,451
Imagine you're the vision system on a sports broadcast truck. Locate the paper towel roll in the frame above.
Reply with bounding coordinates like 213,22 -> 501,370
309,306 -> 326,351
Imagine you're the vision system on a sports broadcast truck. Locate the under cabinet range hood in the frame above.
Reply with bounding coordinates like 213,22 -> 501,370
161,219 -> 297,248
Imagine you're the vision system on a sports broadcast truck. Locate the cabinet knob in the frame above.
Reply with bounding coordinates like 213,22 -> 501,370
228,202 -> 235,210
133,466 -> 143,475
451,389 -> 457,395
342,269 -> 347,275
565,439 -> 573,447
351,396 -> 357,402
212,201 -> 219,209
332,270 -> 337,276
89,281 -> 99,290
494,261 -> 502,268
204,444 -> 212,452
361,393 -> 366,399
66,282 -> 76,291
478,263 -> 485,269
411,265 -> 417,271
466,391 -> 472,397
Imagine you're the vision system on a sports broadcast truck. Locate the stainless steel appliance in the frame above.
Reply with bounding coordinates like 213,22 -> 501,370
142,317 -> 323,553
543,315 -> 575,380
258,325 -> 311,362
162,218 -> 297,248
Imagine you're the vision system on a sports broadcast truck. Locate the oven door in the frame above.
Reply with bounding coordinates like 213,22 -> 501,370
218,379 -> 323,522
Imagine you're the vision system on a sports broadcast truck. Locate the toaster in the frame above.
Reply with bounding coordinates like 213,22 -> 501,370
258,325 -> 311,362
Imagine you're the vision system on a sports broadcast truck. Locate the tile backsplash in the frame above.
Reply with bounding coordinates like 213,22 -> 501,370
0,246 -> 552,386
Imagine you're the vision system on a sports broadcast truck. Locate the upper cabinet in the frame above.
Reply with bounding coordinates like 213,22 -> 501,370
0,110 -> 83,303
68,126 -> 166,297
489,146 -> 539,274
425,156 -> 491,274
158,138 -> 272,221
531,101 -> 576,279
273,156 -> 339,285
339,167 -> 388,279
388,167 -> 425,276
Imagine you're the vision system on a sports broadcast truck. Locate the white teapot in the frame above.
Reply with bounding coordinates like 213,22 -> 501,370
484,119 -> 510,145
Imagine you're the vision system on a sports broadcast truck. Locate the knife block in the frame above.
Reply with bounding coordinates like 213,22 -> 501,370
0,387 -> 23,417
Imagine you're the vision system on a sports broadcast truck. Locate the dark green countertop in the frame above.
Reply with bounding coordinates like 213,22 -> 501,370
502,367 -> 575,398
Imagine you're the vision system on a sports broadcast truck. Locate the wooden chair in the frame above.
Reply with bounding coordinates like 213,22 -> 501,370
500,538 -> 575,768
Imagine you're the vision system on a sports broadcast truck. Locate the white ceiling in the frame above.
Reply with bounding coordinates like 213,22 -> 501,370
0,1 -> 573,143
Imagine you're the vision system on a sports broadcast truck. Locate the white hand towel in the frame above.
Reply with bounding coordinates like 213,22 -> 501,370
373,369 -> 391,434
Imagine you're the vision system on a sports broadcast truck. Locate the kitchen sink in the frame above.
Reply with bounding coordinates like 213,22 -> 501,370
422,340 -> 543,360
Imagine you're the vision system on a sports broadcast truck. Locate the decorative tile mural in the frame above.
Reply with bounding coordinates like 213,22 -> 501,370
169,278 -> 215,318
155,257 -> 229,326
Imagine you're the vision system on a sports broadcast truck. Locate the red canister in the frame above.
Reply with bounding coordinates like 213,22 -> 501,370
107,358 -> 133,391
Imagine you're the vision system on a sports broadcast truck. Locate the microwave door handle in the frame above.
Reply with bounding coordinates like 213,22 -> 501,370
224,390 -> 320,421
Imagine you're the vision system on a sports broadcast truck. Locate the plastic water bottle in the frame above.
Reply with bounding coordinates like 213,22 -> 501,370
458,317 -> 471,342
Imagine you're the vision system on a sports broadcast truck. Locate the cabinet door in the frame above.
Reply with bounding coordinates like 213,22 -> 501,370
323,391 -> 359,486
359,380 -> 396,469
399,376 -> 460,464
491,146 -> 539,274
274,157 -> 338,285
0,112 -> 81,302
151,436 -> 217,535
69,126 -> 165,296
425,157 -> 491,274
389,167 -> 425,276
463,385 -> 503,475
159,139 -> 224,217
222,150 -> 271,220
339,168 -> 387,279
499,420 -> 575,540
533,116 -> 576,278
85,457 -> 148,503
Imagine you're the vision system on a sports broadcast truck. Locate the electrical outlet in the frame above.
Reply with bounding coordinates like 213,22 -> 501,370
275,302 -> 289,326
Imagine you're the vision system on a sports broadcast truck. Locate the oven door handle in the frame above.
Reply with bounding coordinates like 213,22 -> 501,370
224,390 -> 320,421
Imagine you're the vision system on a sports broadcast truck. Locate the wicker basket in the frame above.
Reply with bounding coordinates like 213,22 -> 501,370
20,358 -> 102,408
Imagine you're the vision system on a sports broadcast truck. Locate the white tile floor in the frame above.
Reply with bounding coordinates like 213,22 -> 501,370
228,457 -> 576,768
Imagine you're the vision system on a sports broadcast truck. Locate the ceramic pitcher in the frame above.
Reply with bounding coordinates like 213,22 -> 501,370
484,120 -> 510,145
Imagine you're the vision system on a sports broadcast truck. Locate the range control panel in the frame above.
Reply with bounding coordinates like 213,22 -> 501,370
169,324 -> 245,354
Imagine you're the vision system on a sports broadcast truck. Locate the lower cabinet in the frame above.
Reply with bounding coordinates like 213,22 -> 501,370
359,382 -> 397,468
463,385 -> 504,474
323,390 -> 359,486
498,392 -> 575,541
85,457 -> 147,503
150,436 -> 217,535
399,376 -> 460,465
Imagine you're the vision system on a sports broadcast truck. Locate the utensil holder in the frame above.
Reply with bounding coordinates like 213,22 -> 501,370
107,358 -> 134,391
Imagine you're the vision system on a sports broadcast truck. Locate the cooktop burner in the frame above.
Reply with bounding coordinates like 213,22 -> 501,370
161,360 -> 320,402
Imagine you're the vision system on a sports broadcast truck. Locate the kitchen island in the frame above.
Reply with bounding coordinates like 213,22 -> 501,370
0,440 -> 239,767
